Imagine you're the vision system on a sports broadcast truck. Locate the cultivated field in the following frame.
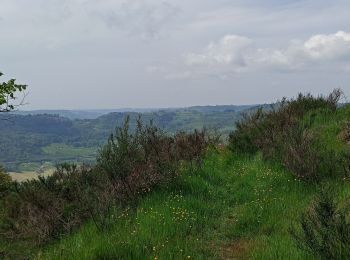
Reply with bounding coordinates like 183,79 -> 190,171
9,169 -> 54,182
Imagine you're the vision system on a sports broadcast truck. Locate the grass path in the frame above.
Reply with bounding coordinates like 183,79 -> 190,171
38,149 -> 348,259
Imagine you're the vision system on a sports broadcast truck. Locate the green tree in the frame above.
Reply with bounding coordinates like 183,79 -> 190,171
0,71 -> 27,185
0,71 -> 27,112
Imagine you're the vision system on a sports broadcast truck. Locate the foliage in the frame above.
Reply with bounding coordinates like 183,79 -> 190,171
37,149 -> 314,260
290,188 -> 350,259
0,118 -> 212,246
97,117 -> 176,201
228,89 -> 348,181
0,166 -> 11,198
1,92 -> 349,259
0,72 -> 27,113
228,107 -> 265,155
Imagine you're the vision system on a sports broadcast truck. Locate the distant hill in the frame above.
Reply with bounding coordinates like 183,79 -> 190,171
0,105 -> 260,171
12,108 -> 160,120
13,105 -> 257,119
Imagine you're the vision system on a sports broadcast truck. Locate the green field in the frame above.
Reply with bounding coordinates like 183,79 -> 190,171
42,144 -> 97,158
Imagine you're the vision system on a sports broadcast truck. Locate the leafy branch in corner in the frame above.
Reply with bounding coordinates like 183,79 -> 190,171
0,71 -> 27,113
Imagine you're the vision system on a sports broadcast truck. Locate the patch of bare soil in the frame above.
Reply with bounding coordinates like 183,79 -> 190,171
219,239 -> 252,260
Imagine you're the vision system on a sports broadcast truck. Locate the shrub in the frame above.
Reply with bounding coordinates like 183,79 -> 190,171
228,108 -> 264,155
97,117 -> 214,199
290,188 -> 350,259
228,89 -> 345,181
174,128 -> 219,167
0,165 -> 11,198
230,90 -> 341,155
1,165 -> 98,243
96,117 -> 178,200
0,117 -> 212,244
282,126 -> 320,181
339,121 -> 350,145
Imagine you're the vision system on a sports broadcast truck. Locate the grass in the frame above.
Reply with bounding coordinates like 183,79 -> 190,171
37,148 -> 340,259
3,104 -> 349,259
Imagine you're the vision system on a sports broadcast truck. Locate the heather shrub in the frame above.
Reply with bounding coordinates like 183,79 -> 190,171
0,166 -> 12,238
230,90 -> 341,156
228,108 -> 264,155
96,117 -> 178,200
174,128 -> 219,168
1,165 -> 98,243
228,90 -> 345,181
290,188 -> 350,259
339,121 -> 350,145
0,117 -> 212,244
282,125 -> 349,181
282,126 -> 320,181
97,117 -> 214,198
0,165 -> 11,198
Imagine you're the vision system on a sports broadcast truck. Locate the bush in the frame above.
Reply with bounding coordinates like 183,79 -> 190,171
228,108 -> 264,155
0,117 -> 212,244
174,128 -> 219,167
290,188 -> 350,259
228,90 -> 346,181
0,165 -> 11,198
340,121 -> 350,145
97,117 -> 178,200
282,126 -> 320,181
230,90 -> 341,156
1,165 -> 99,243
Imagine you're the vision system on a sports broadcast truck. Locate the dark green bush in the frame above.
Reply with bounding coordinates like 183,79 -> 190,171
290,188 -> 350,259
228,108 -> 264,155
174,128 -> 219,167
0,165 -> 11,198
229,91 -> 341,156
282,125 -> 319,181
0,165 -> 100,243
97,117 -> 178,200
228,89 -> 346,181
0,117 -> 212,244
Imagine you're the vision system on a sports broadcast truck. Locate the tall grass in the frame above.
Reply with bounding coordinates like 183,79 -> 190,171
37,149 -> 325,259
228,90 -> 349,181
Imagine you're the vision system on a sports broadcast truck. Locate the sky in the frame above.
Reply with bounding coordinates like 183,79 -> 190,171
0,0 -> 350,109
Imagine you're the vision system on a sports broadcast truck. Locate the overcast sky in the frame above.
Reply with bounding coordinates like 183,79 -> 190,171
1,0 -> 350,109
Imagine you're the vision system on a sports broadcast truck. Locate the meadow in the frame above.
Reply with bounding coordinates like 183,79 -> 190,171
37,151 -> 316,259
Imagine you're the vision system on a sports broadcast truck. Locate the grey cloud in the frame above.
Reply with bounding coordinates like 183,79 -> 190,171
0,0 -> 349,109
0,0 -> 180,53
84,1 -> 181,38
178,31 -> 350,78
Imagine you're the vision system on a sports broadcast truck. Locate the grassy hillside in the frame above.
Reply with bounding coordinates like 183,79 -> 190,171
37,151 -> 315,259
1,96 -> 349,259
38,103 -> 350,259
